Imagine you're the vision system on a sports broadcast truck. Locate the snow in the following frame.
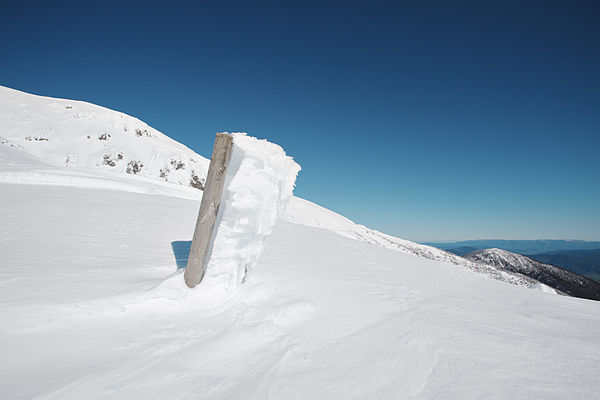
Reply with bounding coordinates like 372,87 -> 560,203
464,248 -> 600,300
1,88 -> 599,398
533,282 -> 559,294
0,85 -> 210,189
202,132 -> 301,288
0,85 -> 548,290
1,171 -> 599,399
0,138 -> 203,200
283,197 -> 540,289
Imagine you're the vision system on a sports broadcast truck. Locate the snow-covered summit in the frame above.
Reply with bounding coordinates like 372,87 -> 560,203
0,85 -> 210,189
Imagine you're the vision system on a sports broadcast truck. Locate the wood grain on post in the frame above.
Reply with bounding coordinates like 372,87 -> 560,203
184,133 -> 234,288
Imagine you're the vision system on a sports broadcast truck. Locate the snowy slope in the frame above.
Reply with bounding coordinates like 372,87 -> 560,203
464,248 -> 600,301
0,86 -> 547,291
0,143 -> 204,200
283,197 -> 542,289
0,85 -> 210,189
1,165 -> 599,399
5,88 -> 600,399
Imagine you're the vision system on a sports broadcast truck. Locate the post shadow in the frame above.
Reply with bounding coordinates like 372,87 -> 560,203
171,241 -> 192,270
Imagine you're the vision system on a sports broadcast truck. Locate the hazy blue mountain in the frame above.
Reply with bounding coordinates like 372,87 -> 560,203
444,246 -> 479,256
423,240 -> 600,255
526,249 -> 600,283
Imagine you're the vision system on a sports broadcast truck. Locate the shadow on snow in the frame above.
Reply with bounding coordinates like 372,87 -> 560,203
171,240 -> 191,270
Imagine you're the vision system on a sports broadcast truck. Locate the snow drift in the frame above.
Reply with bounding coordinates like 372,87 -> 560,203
202,133 -> 301,288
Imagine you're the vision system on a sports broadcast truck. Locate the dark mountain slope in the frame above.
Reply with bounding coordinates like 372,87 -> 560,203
464,248 -> 600,301
527,249 -> 600,283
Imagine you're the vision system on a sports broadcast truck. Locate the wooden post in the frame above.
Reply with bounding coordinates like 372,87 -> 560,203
184,133 -> 234,288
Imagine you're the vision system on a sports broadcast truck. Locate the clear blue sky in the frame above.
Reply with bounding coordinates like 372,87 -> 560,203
1,1 -> 599,241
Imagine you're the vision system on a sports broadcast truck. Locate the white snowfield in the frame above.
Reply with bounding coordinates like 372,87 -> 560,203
1,90 -> 599,399
284,198 -> 545,289
1,161 -> 598,399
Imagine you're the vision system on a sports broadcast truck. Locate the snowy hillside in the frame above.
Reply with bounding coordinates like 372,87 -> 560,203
1,148 -> 599,398
0,86 -> 550,291
464,248 -> 600,301
0,93 -> 598,397
284,198 -> 542,289
0,85 -> 210,189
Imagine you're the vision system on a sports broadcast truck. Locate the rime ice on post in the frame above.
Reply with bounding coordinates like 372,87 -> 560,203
185,132 -> 300,289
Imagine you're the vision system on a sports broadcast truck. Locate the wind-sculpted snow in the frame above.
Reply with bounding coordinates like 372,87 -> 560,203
203,133 -> 301,288
1,176 -> 599,399
0,85 -> 210,189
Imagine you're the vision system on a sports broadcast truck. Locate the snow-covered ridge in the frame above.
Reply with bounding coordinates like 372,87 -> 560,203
0,85 -> 210,189
283,198 -> 540,289
464,248 -> 600,300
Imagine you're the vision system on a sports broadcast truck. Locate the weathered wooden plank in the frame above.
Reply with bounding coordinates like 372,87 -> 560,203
184,132 -> 234,288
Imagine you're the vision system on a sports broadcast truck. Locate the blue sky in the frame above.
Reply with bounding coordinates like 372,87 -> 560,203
1,1 -> 599,241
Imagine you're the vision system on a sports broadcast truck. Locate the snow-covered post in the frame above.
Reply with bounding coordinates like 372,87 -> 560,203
185,132 -> 300,289
184,133 -> 233,288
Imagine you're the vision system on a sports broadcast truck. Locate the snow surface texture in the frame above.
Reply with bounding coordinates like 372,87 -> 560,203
1,155 -> 599,398
203,133 -> 301,289
0,85 -> 210,189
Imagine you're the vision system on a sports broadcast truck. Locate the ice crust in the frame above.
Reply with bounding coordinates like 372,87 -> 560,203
203,133 -> 301,288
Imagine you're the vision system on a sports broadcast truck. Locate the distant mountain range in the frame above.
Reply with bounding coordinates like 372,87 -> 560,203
526,249 -> 600,283
425,240 -> 600,283
423,239 -> 600,254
